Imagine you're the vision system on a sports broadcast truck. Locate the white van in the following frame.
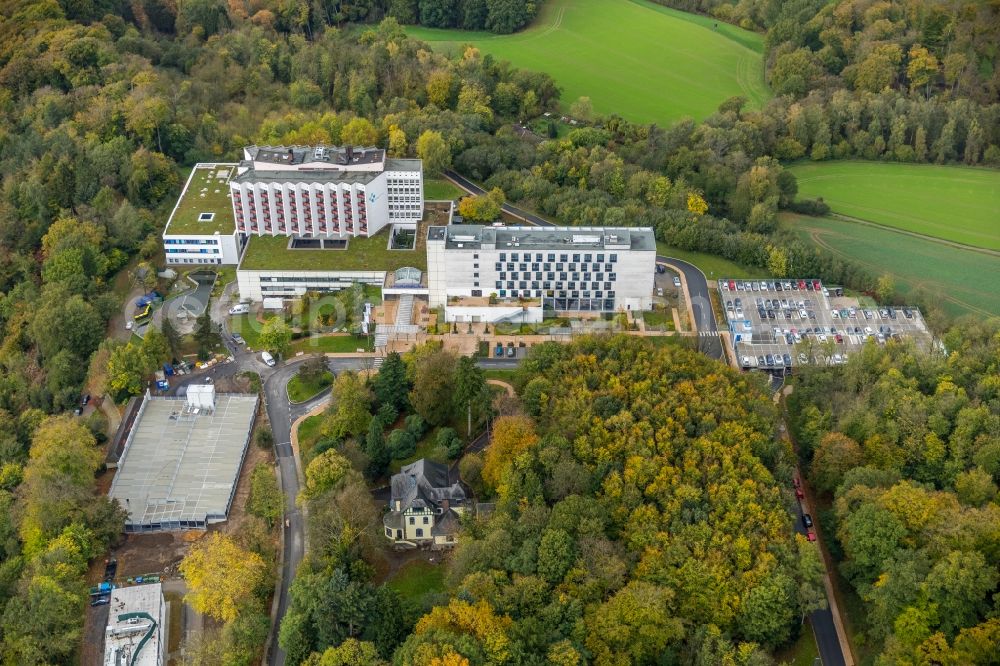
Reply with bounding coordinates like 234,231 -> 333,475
229,304 -> 250,315
261,351 -> 275,367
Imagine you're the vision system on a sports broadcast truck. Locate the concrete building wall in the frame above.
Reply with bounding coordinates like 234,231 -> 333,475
237,268 -> 386,302
163,230 -> 243,265
427,233 -> 656,313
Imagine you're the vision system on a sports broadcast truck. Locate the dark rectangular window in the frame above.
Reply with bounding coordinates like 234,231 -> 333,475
584,254 -> 592,262
573,254 -> 581,262
500,253 -> 506,261
471,290 -> 482,297
495,263 -> 502,271
597,254 -> 604,262
610,254 -> 618,262
495,281 -> 502,289
548,253 -> 555,261
512,253 -> 519,262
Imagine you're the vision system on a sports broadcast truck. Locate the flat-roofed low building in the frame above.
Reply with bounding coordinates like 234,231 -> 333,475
108,386 -> 258,532
104,583 -> 165,666
426,225 -> 656,320
162,164 -> 247,266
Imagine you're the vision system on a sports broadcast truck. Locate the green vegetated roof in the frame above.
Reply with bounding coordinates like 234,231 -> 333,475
165,165 -> 237,236
239,225 -> 427,272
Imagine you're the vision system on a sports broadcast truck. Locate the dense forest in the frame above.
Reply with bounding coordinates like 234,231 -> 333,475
789,319 -> 1000,663
0,0 -> 997,661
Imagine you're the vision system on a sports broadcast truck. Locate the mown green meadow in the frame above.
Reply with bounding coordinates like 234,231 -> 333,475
784,212 -> 1000,318
406,0 -> 768,125
788,161 -> 1000,250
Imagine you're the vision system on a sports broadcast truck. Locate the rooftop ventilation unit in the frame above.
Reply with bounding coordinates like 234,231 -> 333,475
572,234 -> 602,244
186,385 -> 215,412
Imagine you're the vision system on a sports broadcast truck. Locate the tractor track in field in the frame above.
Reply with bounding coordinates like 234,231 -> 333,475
804,227 -> 998,318
826,213 -> 1000,258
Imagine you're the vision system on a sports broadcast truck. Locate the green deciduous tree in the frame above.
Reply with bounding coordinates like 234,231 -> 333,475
259,317 -> 291,358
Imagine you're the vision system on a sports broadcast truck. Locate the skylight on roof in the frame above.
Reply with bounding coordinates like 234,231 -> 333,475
198,213 -> 215,222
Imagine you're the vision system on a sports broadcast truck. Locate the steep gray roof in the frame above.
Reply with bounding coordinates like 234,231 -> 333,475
389,459 -> 466,512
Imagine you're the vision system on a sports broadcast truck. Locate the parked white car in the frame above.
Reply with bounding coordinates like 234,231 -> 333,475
229,304 -> 250,315
261,351 -> 275,367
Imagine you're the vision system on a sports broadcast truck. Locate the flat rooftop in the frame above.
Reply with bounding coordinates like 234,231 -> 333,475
165,164 -> 237,236
721,278 -> 932,370
428,225 -> 656,252
104,583 -> 163,666
239,218 -> 436,273
109,393 -> 258,530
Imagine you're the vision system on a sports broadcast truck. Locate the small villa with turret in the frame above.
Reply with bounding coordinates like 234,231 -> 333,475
383,459 -> 466,549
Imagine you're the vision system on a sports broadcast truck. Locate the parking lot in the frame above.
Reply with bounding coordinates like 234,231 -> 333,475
718,278 -> 932,371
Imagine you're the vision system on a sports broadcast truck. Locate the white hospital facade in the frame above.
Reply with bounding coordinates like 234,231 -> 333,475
162,145 -> 657,318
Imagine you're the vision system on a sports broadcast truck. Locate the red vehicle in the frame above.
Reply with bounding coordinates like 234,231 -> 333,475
807,531 -> 817,542
813,280 -> 822,290
795,487 -> 805,500
793,476 -> 801,488
729,280 -> 736,291
798,279 -> 807,290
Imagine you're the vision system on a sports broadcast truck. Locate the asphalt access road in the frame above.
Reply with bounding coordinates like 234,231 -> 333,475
793,497 -> 847,666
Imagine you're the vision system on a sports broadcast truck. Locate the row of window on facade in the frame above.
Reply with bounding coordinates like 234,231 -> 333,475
499,252 -> 618,264
496,262 -> 616,274
164,238 -> 219,245
496,289 -> 616,300
166,248 -> 219,254
498,281 -> 616,292
166,257 -> 222,264
497,271 -> 617,282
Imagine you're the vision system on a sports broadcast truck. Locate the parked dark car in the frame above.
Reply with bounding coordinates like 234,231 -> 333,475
81,394 -> 91,407
656,264 -> 666,274
802,513 -> 814,528
90,597 -> 110,607
103,559 -> 117,580
495,343 -> 504,358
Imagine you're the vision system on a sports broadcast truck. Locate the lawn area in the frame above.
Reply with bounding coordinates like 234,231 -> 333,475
783,212 -> 1000,318
642,308 -> 675,329
230,313 -> 270,348
296,414 -> 325,460
773,624 -> 820,666
290,334 -> 373,353
405,0 -> 768,125
240,225 -> 426,271
424,178 -> 463,200
287,370 -> 333,403
166,165 -> 236,235
656,241 -> 770,281
787,161 -> 1000,250
385,560 -> 446,604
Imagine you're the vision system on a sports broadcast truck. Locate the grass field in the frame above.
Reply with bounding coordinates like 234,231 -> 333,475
406,0 -> 768,125
788,161 -> 1000,250
784,213 -> 1000,318
386,560 -> 446,604
656,241 -> 770,280
424,178 -> 463,200
286,370 -> 333,403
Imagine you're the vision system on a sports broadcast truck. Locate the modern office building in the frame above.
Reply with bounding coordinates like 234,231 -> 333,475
426,225 -> 656,321
231,145 -> 423,238
162,164 -> 247,265
104,583 -> 165,666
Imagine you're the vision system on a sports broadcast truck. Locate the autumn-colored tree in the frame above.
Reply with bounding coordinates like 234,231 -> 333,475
180,532 -> 267,623
457,188 -> 504,222
416,130 -> 451,175
303,449 -> 353,500
686,191 -> 708,216
811,432 -> 863,493
482,415 -> 539,491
